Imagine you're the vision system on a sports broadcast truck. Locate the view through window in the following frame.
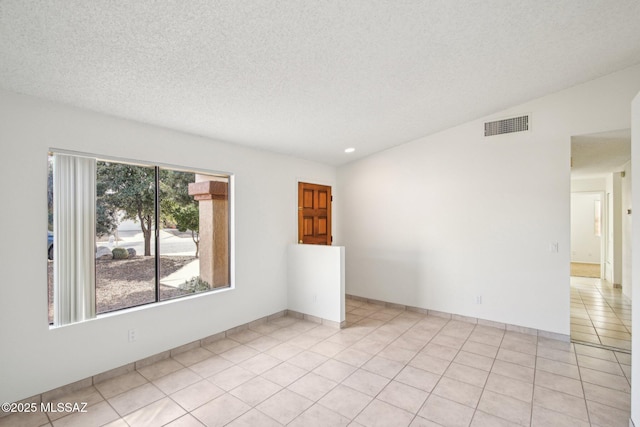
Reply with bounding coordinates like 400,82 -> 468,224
47,153 -> 231,325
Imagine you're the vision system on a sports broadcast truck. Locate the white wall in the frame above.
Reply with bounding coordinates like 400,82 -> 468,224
570,192 -> 602,264
0,90 -> 336,403
337,64 -> 640,335
622,161 -> 633,300
287,245 -> 345,324
605,172 -> 624,285
630,88 -> 639,427
570,177 -> 606,192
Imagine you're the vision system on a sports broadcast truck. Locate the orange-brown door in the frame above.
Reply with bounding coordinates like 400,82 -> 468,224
298,182 -> 332,245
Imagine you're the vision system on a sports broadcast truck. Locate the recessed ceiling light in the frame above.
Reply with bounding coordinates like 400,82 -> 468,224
344,147 -> 355,153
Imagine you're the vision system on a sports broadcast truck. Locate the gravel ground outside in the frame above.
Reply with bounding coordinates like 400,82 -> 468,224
47,255 -> 196,324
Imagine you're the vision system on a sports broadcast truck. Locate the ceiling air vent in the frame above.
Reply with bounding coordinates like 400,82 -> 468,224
484,115 -> 529,137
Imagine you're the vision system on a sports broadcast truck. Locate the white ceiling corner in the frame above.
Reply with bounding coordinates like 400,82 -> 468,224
1,0 -> 640,166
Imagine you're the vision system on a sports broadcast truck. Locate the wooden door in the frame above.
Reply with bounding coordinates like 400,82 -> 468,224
298,182 -> 332,245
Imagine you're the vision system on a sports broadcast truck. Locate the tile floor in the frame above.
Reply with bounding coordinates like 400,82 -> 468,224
570,276 -> 632,351
2,298 -> 632,427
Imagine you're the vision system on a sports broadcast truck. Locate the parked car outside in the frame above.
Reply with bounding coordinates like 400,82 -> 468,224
48,230 -> 53,260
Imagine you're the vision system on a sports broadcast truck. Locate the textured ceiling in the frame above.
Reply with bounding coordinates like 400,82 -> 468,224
1,1 -> 640,165
571,130 -> 631,178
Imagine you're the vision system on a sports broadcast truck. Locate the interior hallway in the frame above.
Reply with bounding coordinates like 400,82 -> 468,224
570,276 -> 632,352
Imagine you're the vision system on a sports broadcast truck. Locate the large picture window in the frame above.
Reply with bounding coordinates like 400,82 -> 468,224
47,152 -> 231,326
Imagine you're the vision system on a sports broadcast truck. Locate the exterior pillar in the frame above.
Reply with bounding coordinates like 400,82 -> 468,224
188,179 -> 229,288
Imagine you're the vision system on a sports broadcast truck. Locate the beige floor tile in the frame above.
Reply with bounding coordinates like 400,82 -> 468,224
0,410 -> 49,427
123,397 -> 185,427
596,328 -> 631,340
535,357 -> 580,380
571,324 -> 597,334
309,340 -> 347,358
153,368 -> 201,395
208,366 -> 255,391
45,386 -> 104,421
244,335 -> 281,352
318,385 -> 372,419
467,332 -> 503,348
477,389 -> 531,426
484,372 -> 533,403
203,338 -> 241,354
137,358 -> 184,382
579,367 -> 630,392
409,416 -> 445,427
288,404 -> 350,427
496,348 -> 535,368
444,362 -> 489,388
571,318 -> 593,327
287,350 -> 328,371
288,372 -> 338,401
491,360 -> 534,383
471,410 -> 520,427
377,345 -> 418,364
256,389 -> 313,425
536,346 -> 576,365
392,335 -> 429,352
421,343 -> 459,362
334,347 -> 373,367
430,334 -> 465,350
170,379 -> 224,412
229,376 -> 281,407
94,371 -> 148,399
418,394 -> 474,427
261,362 -> 307,387
342,369 -> 390,397
171,347 -> 215,367
350,337 -> 388,355
409,351 -> 452,375
265,342 -> 304,361
108,383 -> 165,416
532,386 -> 588,422
453,351 -> 494,372
103,418 -> 133,427
586,400 -> 630,427
189,356 -> 233,378
577,354 -> 624,375
600,337 -> 632,350
238,353 -> 281,375
535,370 -> 584,398
222,409 -> 280,427
377,381 -> 429,414
52,401 -> 119,427
355,399 -> 414,427
582,382 -> 630,411
395,366 -> 441,392
530,405 -> 589,427
218,345 -> 260,364
227,329 -> 262,344
432,376 -> 482,408
461,341 -> 498,359
614,351 -> 631,365
571,332 -> 601,344
287,333 -> 325,349
191,393 -> 251,427
361,356 -> 405,379
313,359 -> 357,382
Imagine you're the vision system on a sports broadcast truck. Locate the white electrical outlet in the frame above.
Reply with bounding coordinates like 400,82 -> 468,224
475,296 -> 482,304
128,329 -> 137,342
313,294 -> 317,303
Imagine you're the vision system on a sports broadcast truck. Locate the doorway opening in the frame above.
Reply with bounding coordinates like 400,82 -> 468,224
570,130 -> 631,352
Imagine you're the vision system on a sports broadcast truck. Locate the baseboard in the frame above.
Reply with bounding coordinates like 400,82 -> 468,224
2,309 -> 289,414
345,294 -> 570,342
